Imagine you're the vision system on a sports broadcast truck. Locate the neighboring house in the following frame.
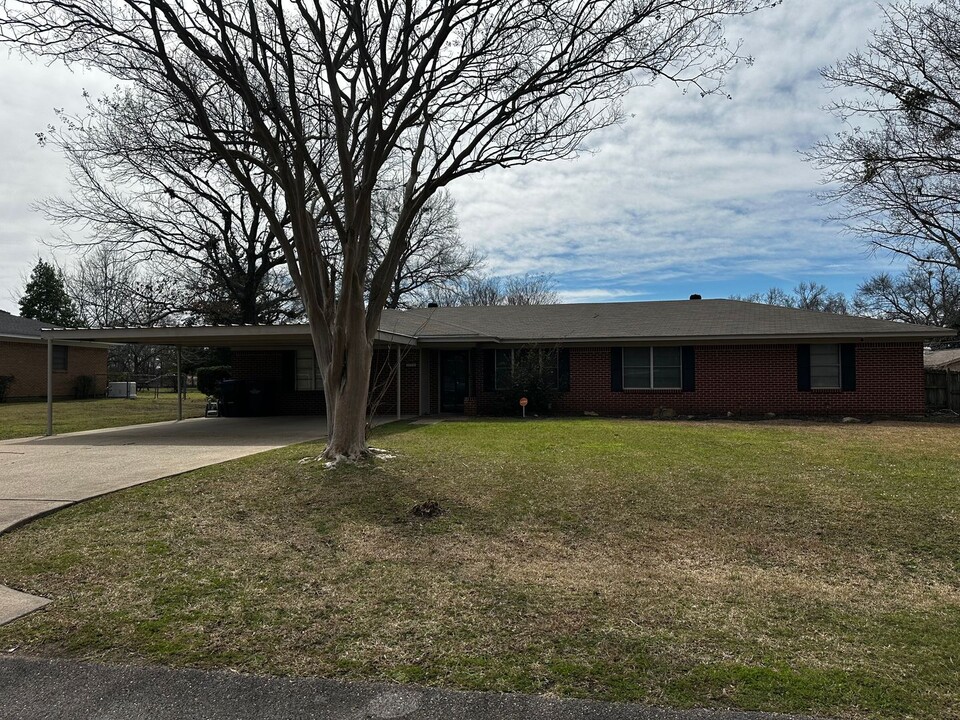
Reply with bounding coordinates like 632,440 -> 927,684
43,298 -> 957,416
0,310 -> 108,401
924,348 -> 960,372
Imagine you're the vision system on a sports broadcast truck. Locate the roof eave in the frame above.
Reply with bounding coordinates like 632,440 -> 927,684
468,330 -> 956,345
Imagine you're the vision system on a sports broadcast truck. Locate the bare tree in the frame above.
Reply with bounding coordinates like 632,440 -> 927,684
66,245 -> 169,328
371,189 -> 483,309
2,0 -> 779,460
431,274 -> 504,307
64,245 -> 175,375
809,1 -> 960,272
732,281 -> 849,314
40,90 -> 301,326
504,273 -> 560,306
426,272 -> 559,306
854,264 -> 960,337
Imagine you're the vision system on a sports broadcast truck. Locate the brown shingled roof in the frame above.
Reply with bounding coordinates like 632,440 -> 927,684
38,298 -> 956,346
377,299 -> 955,344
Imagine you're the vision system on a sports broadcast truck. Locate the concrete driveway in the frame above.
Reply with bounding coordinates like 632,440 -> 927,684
0,416 -> 329,624
0,416 -> 328,534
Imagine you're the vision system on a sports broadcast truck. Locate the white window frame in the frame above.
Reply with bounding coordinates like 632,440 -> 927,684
810,344 -> 841,389
623,346 -> 682,390
295,348 -> 323,391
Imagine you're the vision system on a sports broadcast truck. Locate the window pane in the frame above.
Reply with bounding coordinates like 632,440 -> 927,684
540,350 -> 559,389
52,345 -> 68,372
810,344 -> 840,388
623,348 -> 650,389
296,349 -> 315,391
810,344 -> 839,364
653,366 -> 682,389
495,349 -> 512,390
623,348 -> 650,370
652,346 -> 681,366
624,367 -> 650,388
811,368 -> 840,388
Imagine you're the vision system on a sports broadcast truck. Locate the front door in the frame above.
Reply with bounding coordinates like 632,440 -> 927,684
440,351 -> 469,413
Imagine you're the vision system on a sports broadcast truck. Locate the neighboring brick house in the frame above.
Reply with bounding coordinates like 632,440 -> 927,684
0,310 -> 108,401
42,298 -> 956,417
924,348 -> 960,372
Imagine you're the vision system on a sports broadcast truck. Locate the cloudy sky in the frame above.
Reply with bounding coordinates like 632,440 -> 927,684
0,1 -> 901,313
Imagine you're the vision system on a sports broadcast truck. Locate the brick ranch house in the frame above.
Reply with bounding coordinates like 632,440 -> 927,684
42,298 -> 956,418
0,310 -> 108,401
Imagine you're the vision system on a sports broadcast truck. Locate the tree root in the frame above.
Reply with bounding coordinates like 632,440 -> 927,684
298,446 -> 397,469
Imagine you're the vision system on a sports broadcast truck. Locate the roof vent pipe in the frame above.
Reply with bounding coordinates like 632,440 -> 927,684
689,294 -> 702,300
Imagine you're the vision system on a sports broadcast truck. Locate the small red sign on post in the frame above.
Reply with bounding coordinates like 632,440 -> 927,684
519,396 -> 528,418
519,397 -> 529,407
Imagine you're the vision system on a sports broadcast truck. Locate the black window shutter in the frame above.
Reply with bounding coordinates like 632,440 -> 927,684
797,344 -> 811,392
281,350 -> 296,392
840,344 -> 857,391
482,349 -> 496,392
681,346 -> 696,392
558,349 -> 571,392
610,347 -> 623,392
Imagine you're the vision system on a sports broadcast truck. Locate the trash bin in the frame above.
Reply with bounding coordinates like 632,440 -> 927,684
245,380 -> 266,417
219,379 -> 247,417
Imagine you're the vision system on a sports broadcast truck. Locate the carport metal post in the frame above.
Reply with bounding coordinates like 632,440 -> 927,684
396,345 -> 401,420
46,338 -> 53,436
176,346 -> 183,421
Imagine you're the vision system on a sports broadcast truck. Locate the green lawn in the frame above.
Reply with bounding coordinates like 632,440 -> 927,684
0,418 -> 958,718
0,391 -> 208,440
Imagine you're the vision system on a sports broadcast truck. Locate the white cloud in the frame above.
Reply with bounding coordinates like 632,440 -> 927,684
450,0 -> 891,298
0,1 -> 896,313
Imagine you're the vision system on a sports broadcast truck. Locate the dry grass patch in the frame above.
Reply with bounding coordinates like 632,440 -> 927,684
0,418 -> 958,718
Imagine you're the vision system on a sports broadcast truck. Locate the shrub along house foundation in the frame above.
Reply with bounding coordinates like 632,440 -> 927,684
43,298 -> 955,422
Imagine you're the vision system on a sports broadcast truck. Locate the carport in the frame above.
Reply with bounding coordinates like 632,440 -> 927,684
39,324 -> 418,435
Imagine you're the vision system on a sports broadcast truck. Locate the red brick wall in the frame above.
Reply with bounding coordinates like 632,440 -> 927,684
230,346 -> 420,416
0,340 -> 107,400
232,342 -> 927,417
569,343 -> 925,416
229,349 -> 324,415
473,343 -> 926,417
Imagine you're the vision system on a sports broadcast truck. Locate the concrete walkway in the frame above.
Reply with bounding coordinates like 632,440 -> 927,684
0,416 -> 338,625
0,656 -> 818,720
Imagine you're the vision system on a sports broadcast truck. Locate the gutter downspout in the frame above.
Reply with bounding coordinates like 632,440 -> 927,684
46,338 -> 53,436
176,346 -> 183,421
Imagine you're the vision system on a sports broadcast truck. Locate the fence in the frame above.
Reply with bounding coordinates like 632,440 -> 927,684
926,370 -> 960,413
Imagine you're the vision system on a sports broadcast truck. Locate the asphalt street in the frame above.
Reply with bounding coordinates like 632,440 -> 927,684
0,656 -> 819,720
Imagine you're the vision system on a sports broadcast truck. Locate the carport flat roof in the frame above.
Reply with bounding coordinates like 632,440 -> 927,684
40,324 -> 418,347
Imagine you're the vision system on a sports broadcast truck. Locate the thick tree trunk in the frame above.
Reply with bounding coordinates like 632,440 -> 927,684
323,343 -> 372,460
315,300 -> 375,462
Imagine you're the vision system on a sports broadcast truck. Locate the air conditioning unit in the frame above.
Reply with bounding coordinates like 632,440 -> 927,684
107,381 -> 137,399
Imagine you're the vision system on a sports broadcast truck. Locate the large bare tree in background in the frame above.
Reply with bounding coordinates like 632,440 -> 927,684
810,0 -> 960,274
1,0 -> 779,460
855,264 -> 960,335
371,189 -> 482,308
41,91 -> 302,326
427,271 -> 560,306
